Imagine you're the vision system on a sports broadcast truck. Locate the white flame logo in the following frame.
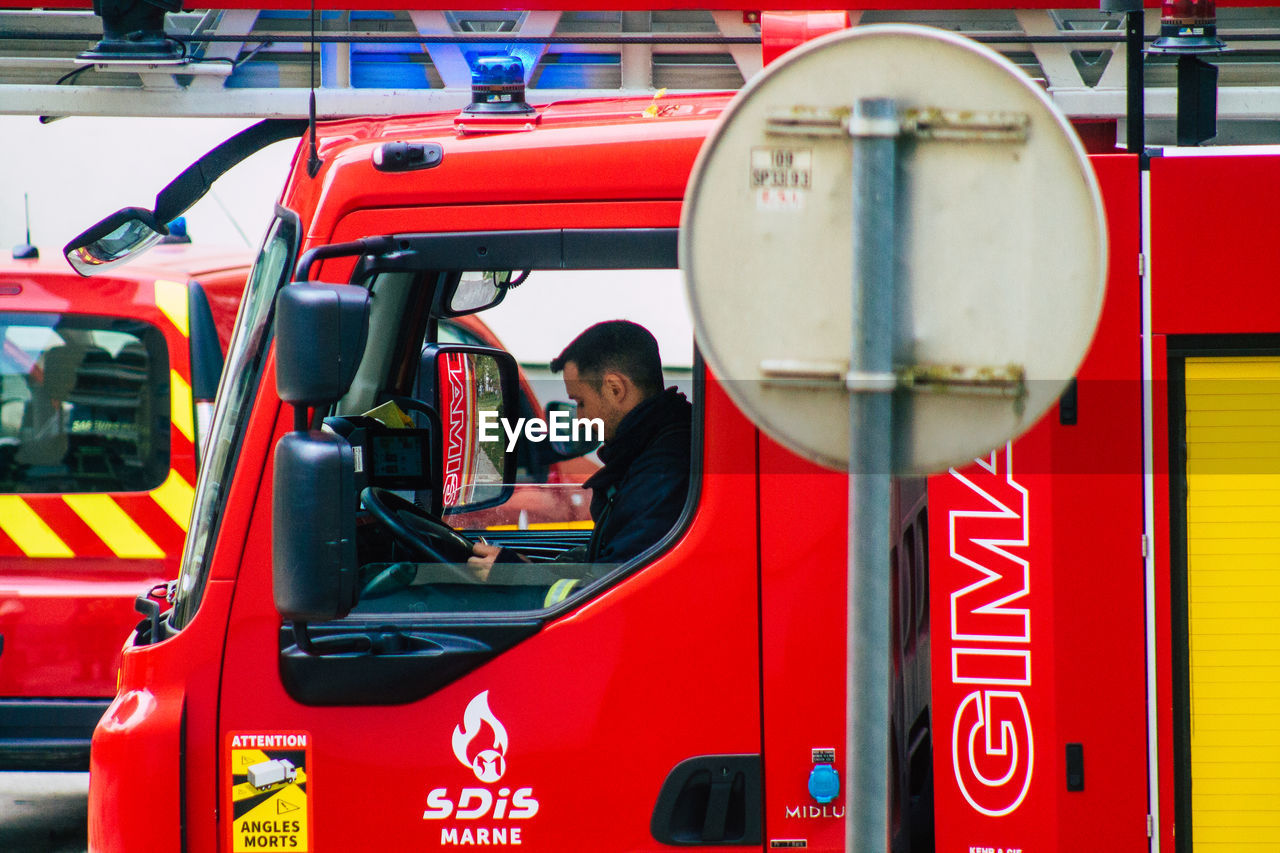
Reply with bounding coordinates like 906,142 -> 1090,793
452,691 -> 509,783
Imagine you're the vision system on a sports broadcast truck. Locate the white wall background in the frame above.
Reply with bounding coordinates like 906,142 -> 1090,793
483,270 -> 695,370
0,115 -> 297,261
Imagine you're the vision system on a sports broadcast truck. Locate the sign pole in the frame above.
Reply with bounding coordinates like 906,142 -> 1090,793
846,96 -> 898,853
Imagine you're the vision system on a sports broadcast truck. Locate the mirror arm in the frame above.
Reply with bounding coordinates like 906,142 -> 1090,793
295,236 -> 399,282
153,119 -> 308,223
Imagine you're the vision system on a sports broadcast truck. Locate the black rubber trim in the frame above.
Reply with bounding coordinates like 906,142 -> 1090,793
301,228 -> 678,282
187,280 -> 224,401
0,698 -> 111,770
279,621 -> 541,706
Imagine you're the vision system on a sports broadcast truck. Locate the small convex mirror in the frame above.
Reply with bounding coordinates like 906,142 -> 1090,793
448,270 -> 513,315
64,207 -> 168,276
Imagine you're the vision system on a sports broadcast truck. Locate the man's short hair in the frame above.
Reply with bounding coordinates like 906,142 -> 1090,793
551,320 -> 664,395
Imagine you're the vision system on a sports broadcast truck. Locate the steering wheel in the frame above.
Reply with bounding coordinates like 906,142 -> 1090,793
360,487 -> 476,582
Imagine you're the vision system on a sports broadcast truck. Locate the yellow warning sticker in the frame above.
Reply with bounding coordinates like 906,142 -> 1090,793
228,731 -> 312,851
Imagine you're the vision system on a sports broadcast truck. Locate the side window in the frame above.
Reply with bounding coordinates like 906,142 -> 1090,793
0,314 -> 169,493
351,268 -> 696,616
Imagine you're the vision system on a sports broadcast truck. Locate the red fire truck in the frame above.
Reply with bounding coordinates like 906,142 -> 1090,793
0,241 -> 250,769
59,7 -> 1280,853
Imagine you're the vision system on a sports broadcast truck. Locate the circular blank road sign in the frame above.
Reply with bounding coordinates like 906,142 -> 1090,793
681,25 -> 1107,475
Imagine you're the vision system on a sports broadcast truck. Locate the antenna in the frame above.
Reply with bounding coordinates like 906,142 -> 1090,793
13,193 -> 38,260
306,0 -> 323,178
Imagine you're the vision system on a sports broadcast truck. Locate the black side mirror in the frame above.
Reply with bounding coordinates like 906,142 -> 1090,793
273,431 -> 358,622
275,283 -> 370,409
271,283 -> 368,623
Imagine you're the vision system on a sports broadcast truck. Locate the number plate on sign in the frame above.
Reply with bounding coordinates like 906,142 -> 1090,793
751,148 -> 812,189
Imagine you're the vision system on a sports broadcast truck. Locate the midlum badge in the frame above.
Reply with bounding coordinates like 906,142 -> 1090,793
424,690 -> 540,846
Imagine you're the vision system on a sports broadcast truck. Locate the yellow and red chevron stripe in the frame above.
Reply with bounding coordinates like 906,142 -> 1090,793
0,472 -> 193,559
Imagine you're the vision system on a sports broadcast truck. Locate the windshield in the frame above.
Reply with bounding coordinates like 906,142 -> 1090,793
1,313 -> 170,493
171,211 -> 299,629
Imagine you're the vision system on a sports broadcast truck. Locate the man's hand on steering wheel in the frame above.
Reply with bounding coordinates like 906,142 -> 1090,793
467,541 -> 502,582
360,487 -> 475,583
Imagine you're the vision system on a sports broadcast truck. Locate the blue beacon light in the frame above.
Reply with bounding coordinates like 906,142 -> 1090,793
463,55 -> 536,117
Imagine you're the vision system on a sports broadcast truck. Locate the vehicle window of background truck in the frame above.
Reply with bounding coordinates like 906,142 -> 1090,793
1,314 -> 168,494
172,212 -> 298,629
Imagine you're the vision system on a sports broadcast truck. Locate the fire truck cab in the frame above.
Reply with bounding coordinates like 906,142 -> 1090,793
87,92 -> 788,853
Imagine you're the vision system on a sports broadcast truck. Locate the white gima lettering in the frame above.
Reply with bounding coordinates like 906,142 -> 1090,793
947,444 -> 1035,819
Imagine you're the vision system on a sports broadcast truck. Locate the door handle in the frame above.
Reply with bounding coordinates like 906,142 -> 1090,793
651,754 -> 762,846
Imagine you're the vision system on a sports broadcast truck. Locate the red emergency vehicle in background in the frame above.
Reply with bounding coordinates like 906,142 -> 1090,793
54,7 -> 1280,853
0,241 -> 250,770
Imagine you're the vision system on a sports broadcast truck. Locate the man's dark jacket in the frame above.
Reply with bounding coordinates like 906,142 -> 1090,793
582,386 -> 692,564
489,387 -> 691,580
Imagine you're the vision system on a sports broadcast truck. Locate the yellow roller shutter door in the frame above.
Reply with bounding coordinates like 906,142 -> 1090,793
1186,356 -> 1280,850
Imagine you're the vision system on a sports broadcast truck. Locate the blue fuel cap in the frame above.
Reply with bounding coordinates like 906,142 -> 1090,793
808,763 -> 840,804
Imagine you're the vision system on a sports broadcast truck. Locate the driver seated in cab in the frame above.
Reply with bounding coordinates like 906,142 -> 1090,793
468,320 -> 692,584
